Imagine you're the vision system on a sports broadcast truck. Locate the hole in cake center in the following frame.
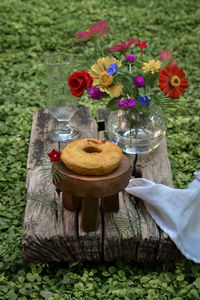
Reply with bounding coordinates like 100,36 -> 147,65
83,146 -> 102,153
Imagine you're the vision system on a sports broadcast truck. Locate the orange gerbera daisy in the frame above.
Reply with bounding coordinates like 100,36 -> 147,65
159,64 -> 188,99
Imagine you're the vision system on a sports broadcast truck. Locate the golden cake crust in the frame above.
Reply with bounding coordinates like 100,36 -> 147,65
61,138 -> 122,175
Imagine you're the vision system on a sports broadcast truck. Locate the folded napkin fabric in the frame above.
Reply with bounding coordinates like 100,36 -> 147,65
125,172 -> 200,263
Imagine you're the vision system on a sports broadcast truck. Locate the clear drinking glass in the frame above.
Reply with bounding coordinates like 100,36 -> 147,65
45,52 -> 80,142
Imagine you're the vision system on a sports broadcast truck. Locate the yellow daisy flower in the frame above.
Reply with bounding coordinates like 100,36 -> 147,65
89,57 -> 123,98
142,59 -> 161,74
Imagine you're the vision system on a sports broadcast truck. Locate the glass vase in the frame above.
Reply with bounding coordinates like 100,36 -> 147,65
45,52 -> 80,142
107,105 -> 166,155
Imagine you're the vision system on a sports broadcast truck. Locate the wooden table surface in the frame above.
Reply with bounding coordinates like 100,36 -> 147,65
22,106 -> 182,262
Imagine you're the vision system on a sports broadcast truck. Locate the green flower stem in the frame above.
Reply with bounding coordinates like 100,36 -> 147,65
140,123 -> 154,150
129,63 -> 132,73
128,109 -> 132,144
128,110 -> 139,144
134,113 -> 139,140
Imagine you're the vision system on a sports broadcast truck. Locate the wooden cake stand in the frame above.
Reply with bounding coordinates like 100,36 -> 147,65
53,154 -> 131,232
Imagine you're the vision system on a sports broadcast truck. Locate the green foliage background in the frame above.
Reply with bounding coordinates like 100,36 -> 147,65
0,0 -> 200,299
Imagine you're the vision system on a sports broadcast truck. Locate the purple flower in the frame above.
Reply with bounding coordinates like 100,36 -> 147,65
107,63 -> 118,75
88,87 -> 103,100
117,98 -> 136,109
117,100 -> 125,107
138,95 -> 151,106
125,98 -> 137,109
134,75 -> 145,88
125,54 -> 137,63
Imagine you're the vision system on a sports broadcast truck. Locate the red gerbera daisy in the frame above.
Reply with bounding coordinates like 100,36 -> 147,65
159,64 -> 188,99
109,38 -> 137,53
48,149 -> 61,162
74,20 -> 109,41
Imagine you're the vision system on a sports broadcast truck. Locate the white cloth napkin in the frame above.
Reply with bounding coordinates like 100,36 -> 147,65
125,172 -> 200,263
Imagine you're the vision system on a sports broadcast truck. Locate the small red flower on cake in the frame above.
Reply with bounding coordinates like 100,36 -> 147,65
48,149 -> 61,162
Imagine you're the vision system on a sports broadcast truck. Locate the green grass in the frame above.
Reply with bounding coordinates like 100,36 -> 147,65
0,0 -> 200,299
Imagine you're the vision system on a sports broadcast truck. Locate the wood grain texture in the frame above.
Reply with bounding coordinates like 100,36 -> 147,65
103,191 -> 140,262
23,106 -> 182,262
53,155 -> 131,198
134,138 -> 174,186
23,106 -> 102,261
97,108 -> 181,262
78,205 -> 102,261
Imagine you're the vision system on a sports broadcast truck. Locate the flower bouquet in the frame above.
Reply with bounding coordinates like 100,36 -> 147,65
67,20 -> 188,154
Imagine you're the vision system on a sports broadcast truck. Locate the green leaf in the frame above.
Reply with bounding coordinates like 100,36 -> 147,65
19,288 -> 27,295
7,290 -> 17,300
102,271 -> 110,277
26,273 -> 35,282
138,87 -> 145,96
108,266 -> 116,274
193,278 -> 200,288
63,274 -> 70,284
40,291 -> 53,299
0,0 -> 198,298
106,98 -> 118,110
140,276 -> 150,284
188,289 -> 200,299
177,274 -> 185,281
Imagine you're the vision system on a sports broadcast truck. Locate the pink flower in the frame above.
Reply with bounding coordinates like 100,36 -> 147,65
109,38 -> 137,53
74,20 -> 109,41
75,31 -> 90,41
89,20 -> 109,35
48,149 -> 61,162
160,49 -> 177,65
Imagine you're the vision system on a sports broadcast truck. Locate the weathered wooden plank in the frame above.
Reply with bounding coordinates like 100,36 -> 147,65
26,109 -> 56,185
55,107 -> 102,261
23,106 -> 181,262
97,108 -> 181,262
156,230 -> 183,261
59,106 -> 103,261
98,109 -> 141,261
103,191 -> 140,262
77,205 -> 103,261
24,165 -> 76,262
135,138 -> 174,187
133,196 -> 160,262
122,191 -> 140,260
23,106 -> 103,262
24,108 -> 78,261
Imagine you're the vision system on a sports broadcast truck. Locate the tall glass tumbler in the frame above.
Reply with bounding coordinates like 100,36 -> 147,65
45,53 -> 80,142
